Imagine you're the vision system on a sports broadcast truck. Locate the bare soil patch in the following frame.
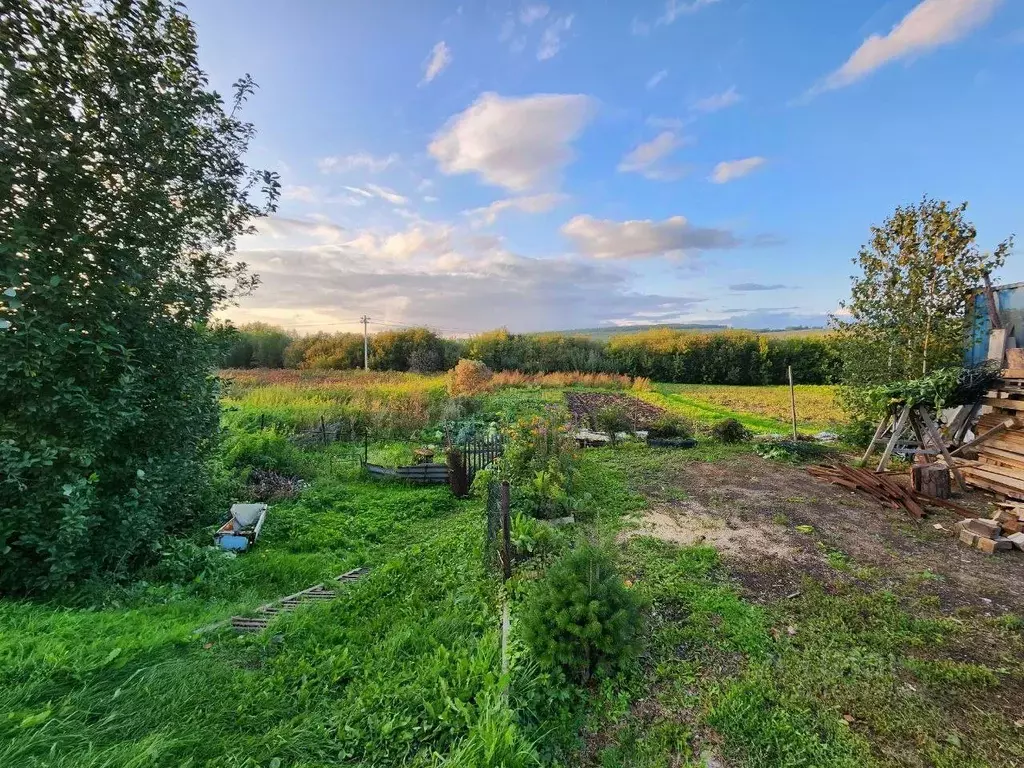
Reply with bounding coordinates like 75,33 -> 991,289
565,392 -> 665,428
621,453 -> 1024,614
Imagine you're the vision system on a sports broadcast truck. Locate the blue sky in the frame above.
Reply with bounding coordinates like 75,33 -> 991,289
189,0 -> 1024,335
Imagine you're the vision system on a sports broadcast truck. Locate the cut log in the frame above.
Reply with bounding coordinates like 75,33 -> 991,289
912,464 -> 950,499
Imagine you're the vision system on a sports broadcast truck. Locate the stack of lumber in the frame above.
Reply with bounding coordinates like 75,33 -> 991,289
961,370 -> 1024,499
955,507 -> 1024,554
808,464 -> 925,520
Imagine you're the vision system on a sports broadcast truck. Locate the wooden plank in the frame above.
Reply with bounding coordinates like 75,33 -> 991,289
973,461 -> 1024,483
963,465 -> 1024,490
961,470 -> 1024,499
916,406 -> 966,492
949,418 -> 1015,457
877,406 -> 911,472
977,446 -> 1024,469
861,412 -> 891,466
983,397 -> 1024,412
1000,369 -> 1024,380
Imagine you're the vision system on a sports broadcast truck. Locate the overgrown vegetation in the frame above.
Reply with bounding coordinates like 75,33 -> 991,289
711,418 -> 752,443
0,0 -> 278,591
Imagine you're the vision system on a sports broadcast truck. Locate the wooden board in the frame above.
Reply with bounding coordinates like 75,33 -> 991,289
975,460 -> 1024,483
961,471 -> 1024,499
983,397 -> 1024,412
963,464 -> 1024,491
978,446 -> 1024,469
1000,369 -> 1024,380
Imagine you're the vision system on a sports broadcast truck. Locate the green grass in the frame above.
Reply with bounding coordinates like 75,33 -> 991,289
644,383 -> 842,434
0,451 -> 541,767
575,448 -> 1024,768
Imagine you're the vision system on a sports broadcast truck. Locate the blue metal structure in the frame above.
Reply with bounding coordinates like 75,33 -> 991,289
965,281 -> 1024,366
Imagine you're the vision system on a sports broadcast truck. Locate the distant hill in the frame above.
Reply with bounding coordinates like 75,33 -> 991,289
542,323 -> 829,342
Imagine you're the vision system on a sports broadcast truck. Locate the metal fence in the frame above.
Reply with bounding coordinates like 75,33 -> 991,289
453,434 -> 504,484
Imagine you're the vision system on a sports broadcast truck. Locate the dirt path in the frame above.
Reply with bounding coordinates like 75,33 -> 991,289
619,454 -> 1024,614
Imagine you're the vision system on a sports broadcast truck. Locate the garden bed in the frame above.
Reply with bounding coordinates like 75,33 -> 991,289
565,392 -> 666,429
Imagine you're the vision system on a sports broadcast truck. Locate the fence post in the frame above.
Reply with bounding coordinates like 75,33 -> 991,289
321,415 -> 327,445
500,481 -> 511,582
787,365 -> 797,440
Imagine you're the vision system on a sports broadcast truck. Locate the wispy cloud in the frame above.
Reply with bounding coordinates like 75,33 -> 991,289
646,69 -> 669,90
538,15 -> 574,60
709,156 -> 766,184
692,85 -> 741,113
631,17 -> 650,36
342,184 -> 408,205
729,283 -> 791,291
421,41 -> 452,85
520,4 -> 549,25
810,0 -> 1003,95
618,131 -> 689,181
318,152 -> 399,174
659,0 -> 721,25
463,192 -> 567,226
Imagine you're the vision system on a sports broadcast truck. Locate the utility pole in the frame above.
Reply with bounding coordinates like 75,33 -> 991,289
360,315 -> 370,370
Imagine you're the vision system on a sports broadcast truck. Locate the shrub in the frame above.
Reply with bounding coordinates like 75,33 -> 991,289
151,538 -> 235,586
522,545 -> 643,682
593,406 -> 634,443
222,429 -> 305,476
646,414 -> 694,440
448,359 -> 494,396
712,418 -> 751,443
0,1 -> 277,591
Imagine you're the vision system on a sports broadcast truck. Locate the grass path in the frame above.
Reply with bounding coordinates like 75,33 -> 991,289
0,465 -> 536,767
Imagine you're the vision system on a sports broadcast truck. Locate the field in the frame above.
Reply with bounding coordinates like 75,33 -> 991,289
3,371 -> 1021,767
650,383 -> 842,433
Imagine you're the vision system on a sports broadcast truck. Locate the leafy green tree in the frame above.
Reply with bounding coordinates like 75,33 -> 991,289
0,0 -> 278,591
832,199 -> 1012,389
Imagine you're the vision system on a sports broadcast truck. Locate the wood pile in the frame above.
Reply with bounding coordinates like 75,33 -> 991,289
961,370 -> 1024,499
808,464 -> 926,519
956,505 -> 1024,554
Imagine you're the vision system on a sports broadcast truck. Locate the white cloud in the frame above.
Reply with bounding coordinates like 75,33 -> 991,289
538,15 -> 574,60
618,131 -> 688,180
631,17 -> 651,36
421,41 -> 452,85
659,0 -> 721,25
429,92 -> 595,191
520,4 -> 549,25
561,214 -> 740,259
709,156 -> 766,183
227,220 -> 706,332
816,0 -> 1002,93
692,86 -> 742,113
281,185 -> 320,203
463,192 -> 568,226
342,184 -> 408,205
646,69 -> 668,90
318,152 -> 399,174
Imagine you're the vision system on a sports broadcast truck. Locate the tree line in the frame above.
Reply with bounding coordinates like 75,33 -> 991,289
220,323 -> 842,385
